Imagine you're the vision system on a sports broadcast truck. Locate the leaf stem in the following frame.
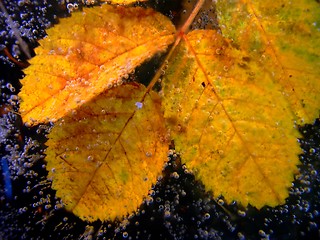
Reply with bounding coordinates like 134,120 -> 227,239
178,0 -> 206,36
144,0 -> 206,96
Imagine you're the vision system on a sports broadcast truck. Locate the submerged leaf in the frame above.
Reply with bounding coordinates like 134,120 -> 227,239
19,0 -> 320,223
216,0 -> 320,123
162,0 -> 320,209
46,83 -> 168,221
19,4 -> 175,125
162,30 -> 303,208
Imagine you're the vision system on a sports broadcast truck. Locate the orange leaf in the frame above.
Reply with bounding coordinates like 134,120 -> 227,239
18,0 -> 320,221
46,83 -> 168,221
19,4 -> 175,125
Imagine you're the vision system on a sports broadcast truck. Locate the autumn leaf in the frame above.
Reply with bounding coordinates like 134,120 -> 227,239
19,4 -> 175,125
18,0 -> 320,223
216,0 -> 320,123
162,0 -> 320,208
46,83 -> 168,221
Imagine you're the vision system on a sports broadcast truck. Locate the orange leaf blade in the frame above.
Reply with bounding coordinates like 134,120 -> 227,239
19,4 -> 175,125
46,83 -> 168,221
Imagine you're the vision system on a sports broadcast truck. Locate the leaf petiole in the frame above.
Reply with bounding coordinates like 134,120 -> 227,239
145,0 -> 206,94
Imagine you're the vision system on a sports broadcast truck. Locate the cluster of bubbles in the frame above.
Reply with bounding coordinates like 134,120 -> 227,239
66,0 -> 96,13
0,121 -> 314,239
0,0 -> 56,63
0,0 -> 103,66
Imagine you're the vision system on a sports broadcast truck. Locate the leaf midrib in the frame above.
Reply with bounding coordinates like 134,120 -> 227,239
22,33 -> 174,120
182,32 -> 283,203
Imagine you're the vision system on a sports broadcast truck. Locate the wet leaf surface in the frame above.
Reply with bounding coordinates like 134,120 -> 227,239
46,83 -> 168,221
19,4 -> 175,125
162,30 -> 303,208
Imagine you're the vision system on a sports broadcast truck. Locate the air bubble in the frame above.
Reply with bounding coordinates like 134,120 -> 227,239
237,232 -> 245,240
145,196 -> 153,205
10,95 -> 18,101
218,149 -> 224,155
218,199 -> 224,205
87,155 -> 94,161
258,230 -> 266,237
117,79 -> 123,86
67,3 -> 74,12
6,83 -> 15,92
238,210 -> 246,217
311,170 -> 317,175
149,190 -> 155,196
171,172 -> 179,179
164,210 -> 171,218
309,148 -> 316,154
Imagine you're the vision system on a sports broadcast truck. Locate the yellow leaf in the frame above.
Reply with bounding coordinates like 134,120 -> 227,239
19,4 -> 175,125
162,30 -> 305,208
216,0 -> 320,123
46,83 -> 168,221
19,0 -> 320,221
